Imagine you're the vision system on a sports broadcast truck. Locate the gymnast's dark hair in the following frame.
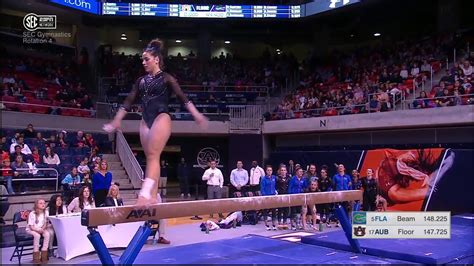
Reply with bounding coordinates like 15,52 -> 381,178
144,38 -> 164,69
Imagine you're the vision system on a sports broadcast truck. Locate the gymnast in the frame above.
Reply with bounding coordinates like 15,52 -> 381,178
103,39 -> 208,205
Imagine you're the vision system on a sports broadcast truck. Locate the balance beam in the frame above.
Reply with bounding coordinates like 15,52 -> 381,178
82,190 -> 362,227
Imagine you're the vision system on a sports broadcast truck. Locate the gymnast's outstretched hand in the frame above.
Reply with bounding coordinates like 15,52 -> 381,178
195,113 -> 209,130
103,120 -> 121,133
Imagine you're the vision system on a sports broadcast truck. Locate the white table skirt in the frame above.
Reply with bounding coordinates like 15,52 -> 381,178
49,213 -> 143,261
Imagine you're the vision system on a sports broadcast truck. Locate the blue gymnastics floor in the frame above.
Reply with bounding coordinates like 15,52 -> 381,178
301,215 -> 474,264
84,234 -> 414,264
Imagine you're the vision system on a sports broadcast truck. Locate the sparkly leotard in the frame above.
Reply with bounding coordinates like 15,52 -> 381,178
122,72 -> 189,128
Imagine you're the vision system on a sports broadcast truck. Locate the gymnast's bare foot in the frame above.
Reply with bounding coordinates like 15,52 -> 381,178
135,196 -> 158,207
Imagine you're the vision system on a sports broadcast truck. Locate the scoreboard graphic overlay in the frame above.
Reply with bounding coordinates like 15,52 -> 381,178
352,212 -> 451,239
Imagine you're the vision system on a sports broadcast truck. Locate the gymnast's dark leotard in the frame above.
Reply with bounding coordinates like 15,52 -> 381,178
122,71 -> 189,129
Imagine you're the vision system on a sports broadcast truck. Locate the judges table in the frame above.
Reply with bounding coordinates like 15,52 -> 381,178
49,213 -> 143,261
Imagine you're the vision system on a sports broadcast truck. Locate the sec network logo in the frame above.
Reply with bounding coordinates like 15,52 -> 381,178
23,13 -> 56,31
352,211 -> 366,224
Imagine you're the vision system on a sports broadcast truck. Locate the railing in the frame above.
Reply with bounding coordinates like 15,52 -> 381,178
181,85 -> 269,94
271,103 -> 371,119
0,100 -> 95,117
229,105 -> 262,132
96,101 -> 115,119
401,93 -> 474,110
12,167 -> 59,191
116,131 -> 144,189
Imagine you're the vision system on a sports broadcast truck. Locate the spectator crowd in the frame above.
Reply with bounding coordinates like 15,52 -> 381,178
0,54 -> 95,117
268,34 -> 472,120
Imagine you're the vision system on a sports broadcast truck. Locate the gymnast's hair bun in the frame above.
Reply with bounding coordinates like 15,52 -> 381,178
148,39 -> 163,50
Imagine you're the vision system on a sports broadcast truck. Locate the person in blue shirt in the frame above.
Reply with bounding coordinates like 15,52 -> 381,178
260,166 -> 277,230
332,164 -> 352,191
61,167 -> 82,204
288,167 -> 307,230
62,167 -> 81,186
92,161 -> 113,207
332,164 -> 351,226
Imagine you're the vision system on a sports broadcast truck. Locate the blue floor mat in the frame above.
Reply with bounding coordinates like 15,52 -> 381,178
452,213 -> 474,227
301,223 -> 474,264
84,235 -> 413,264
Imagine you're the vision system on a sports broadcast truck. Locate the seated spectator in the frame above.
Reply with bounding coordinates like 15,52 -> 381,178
46,194 -> 68,216
413,91 -> 433,109
10,145 -> 28,163
461,60 -> 473,76
0,185 -> 10,224
84,133 -> 96,149
104,183 -> 123,207
22,124 -> 37,139
452,90 -> 463,106
0,159 -> 15,194
67,186 -> 96,213
35,132 -> 47,147
81,95 -> 94,110
75,131 -> 86,147
77,157 -> 90,176
399,65 -> 409,80
89,149 -> 100,165
46,135 -> 57,149
421,60 -> 431,73
31,148 -> 41,165
11,155 -> 30,192
367,94 -> 380,112
9,136 -> 32,155
2,73 -> 15,84
57,131 -> 68,148
26,199 -> 52,263
61,167 -> 81,187
35,87 -> 48,100
340,99 -> 354,115
90,156 -> 102,173
1,136 -> 8,152
437,89 -> 453,107
43,146 -> 60,167
410,63 -> 420,77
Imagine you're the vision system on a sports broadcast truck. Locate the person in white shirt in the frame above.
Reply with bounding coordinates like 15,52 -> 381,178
399,65 -> 409,79
410,63 -> 420,76
461,60 -> 473,76
9,137 -> 32,155
202,160 -> 224,218
67,186 -> 96,213
26,199 -> 52,263
43,146 -> 61,166
230,161 -> 249,194
421,60 -> 431,73
249,160 -> 265,193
